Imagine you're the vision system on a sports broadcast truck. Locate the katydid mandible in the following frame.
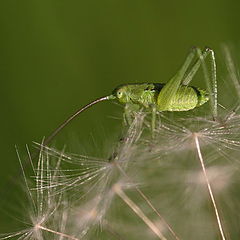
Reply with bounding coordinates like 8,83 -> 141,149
44,47 -> 217,145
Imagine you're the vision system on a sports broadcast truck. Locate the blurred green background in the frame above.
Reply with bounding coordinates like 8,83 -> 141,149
0,0 -> 240,233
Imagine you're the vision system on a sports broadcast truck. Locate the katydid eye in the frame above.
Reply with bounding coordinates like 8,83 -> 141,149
117,91 -> 123,98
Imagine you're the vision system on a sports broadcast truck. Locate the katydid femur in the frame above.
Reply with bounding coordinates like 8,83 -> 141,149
44,47 -> 217,145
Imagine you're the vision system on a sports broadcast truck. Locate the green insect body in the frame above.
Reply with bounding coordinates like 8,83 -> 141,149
112,83 -> 209,111
44,47 -> 217,145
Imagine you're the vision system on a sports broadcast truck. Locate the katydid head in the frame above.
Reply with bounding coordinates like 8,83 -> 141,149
112,84 -> 133,104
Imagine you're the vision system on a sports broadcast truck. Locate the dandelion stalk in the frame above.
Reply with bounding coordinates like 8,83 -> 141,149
116,162 -> 180,240
103,220 -> 125,240
193,133 -> 226,240
113,183 -> 167,240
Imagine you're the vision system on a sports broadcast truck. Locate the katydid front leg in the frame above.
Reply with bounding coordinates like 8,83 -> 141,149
124,103 -> 140,126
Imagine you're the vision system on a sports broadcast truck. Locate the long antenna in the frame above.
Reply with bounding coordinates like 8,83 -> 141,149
43,95 -> 115,146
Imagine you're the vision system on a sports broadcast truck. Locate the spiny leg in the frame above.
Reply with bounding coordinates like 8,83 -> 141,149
182,47 -> 211,85
123,103 -> 140,126
210,49 -> 217,119
157,48 -> 196,111
181,47 -> 218,120
196,48 -> 218,120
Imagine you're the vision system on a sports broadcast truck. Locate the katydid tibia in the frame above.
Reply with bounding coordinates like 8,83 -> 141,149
44,47 -> 217,145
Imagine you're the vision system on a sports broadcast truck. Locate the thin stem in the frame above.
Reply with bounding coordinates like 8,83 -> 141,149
135,188 -> 179,240
37,224 -> 80,240
222,45 -> 240,98
113,184 -> 167,240
103,220 -> 126,240
193,134 -> 226,240
116,163 -> 180,240
15,146 -> 37,213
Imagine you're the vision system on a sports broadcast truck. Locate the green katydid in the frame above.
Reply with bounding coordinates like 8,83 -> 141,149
44,47 -> 217,145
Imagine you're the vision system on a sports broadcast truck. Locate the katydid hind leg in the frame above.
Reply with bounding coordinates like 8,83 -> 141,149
196,48 -> 218,120
157,48 -> 196,110
182,47 -> 211,85
209,49 -> 218,120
